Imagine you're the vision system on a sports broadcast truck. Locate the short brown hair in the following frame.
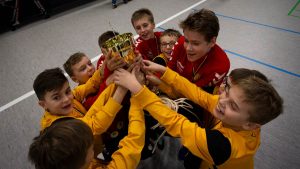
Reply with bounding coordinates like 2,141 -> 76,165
234,77 -> 283,125
98,30 -> 119,48
180,8 -> 219,42
33,67 -> 68,100
161,28 -> 182,40
131,8 -> 155,26
229,68 -> 269,83
28,118 -> 93,169
63,52 -> 86,76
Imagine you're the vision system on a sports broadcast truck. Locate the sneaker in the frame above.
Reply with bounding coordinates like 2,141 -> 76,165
112,4 -> 117,8
123,0 -> 128,3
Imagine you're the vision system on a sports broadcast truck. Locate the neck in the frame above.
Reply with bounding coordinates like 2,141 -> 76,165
222,123 -> 244,132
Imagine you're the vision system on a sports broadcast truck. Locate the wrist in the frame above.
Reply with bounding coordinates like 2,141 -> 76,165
113,86 -> 128,103
129,81 -> 143,95
159,65 -> 167,74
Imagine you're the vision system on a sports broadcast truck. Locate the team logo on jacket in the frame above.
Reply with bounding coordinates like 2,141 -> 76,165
208,73 -> 226,86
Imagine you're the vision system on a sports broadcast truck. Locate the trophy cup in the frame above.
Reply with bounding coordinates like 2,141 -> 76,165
103,32 -> 136,65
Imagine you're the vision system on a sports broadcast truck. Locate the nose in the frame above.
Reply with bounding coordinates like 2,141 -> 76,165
185,42 -> 192,51
62,94 -> 71,103
87,64 -> 94,72
219,97 -> 229,108
140,27 -> 146,33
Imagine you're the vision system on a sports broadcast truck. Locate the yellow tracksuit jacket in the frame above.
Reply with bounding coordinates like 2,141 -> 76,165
89,96 -> 145,169
131,68 -> 260,169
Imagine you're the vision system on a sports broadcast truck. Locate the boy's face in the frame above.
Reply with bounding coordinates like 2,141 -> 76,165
133,16 -> 155,40
213,81 -> 256,130
71,56 -> 95,85
39,82 -> 74,116
101,47 -> 109,57
160,35 -> 177,59
81,144 -> 94,169
183,29 -> 216,62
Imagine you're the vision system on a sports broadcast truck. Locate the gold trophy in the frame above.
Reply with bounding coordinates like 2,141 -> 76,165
103,32 -> 136,65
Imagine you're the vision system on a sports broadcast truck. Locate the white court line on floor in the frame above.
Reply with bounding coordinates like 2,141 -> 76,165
0,0 -> 207,113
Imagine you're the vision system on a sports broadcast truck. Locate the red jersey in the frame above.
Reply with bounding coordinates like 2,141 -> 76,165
96,54 -> 106,69
136,32 -> 162,60
168,36 -> 230,89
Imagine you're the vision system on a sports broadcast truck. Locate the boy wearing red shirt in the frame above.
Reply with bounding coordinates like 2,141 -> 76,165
168,8 -> 230,93
131,8 -> 162,61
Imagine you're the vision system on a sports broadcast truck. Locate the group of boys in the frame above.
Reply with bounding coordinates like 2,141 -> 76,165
28,7 -> 283,169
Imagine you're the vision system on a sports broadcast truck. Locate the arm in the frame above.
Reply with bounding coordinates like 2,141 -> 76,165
143,60 -> 217,108
113,68 -> 231,166
131,86 -> 222,164
80,84 -> 128,135
72,68 -> 103,102
106,96 -> 145,169
160,67 -> 218,110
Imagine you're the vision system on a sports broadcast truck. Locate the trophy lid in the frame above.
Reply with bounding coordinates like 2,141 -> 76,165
103,32 -> 134,49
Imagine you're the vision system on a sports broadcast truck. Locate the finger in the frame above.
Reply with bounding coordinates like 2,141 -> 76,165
142,59 -> 152,66
126,62 -> 136,72
106,50 -> 113,59
131,65 -> 140,75
116,62 -> 127,69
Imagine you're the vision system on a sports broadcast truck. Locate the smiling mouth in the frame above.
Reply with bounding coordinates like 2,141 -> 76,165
216,104 -> 225,115
62,104 -> 72,109
187,53 -> 195,57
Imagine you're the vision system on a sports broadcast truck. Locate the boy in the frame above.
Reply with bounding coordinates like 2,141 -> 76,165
63,52 -> 96,85
34,67 -> 97,130
131,8 -> 162,61
168,8 -> 230,93
97,31 -> 119,71
153,29 -> 182,66
96,31 -> 127,97
33,67 -> 128,161
112,61 -> 283,169
28,98 -> 145,169
63,52 -> 103,110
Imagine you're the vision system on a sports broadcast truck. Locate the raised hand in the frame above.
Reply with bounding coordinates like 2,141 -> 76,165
106,50 -> 127,71
145,72 -> 162,86
113,67 -> 143,94
142,60 -> 167,74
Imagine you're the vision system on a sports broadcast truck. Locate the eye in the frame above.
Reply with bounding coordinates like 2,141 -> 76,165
52,96 -> 60,100
229,101 -> 238,111
80,66 -> 86,72
66,88 -> 72,95
143,23 -> 148,27
135,26 -> 141,30
192,42 -> 200,46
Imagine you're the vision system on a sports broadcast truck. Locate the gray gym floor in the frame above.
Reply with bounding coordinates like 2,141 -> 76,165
0,0 -> 299,168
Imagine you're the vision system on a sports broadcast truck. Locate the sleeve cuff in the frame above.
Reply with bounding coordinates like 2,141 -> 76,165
160,67 -> 176,85
131,86 -> 160,108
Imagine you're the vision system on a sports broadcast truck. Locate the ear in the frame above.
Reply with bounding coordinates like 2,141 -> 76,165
38,100 -> 46,109
101,47 -> 108,56
243,122 -> 261,130
71,76 -> 79,83
209,37 -> 217,47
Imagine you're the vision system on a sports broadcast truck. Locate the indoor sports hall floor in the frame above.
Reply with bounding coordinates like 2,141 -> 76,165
0,0 -> 299,168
